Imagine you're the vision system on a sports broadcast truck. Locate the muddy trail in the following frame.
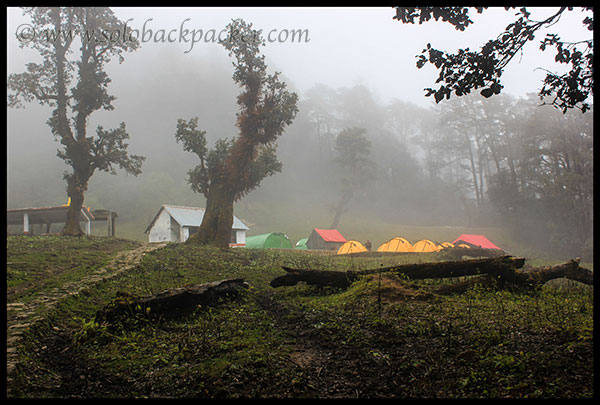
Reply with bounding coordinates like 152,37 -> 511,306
6,242 -> 167,378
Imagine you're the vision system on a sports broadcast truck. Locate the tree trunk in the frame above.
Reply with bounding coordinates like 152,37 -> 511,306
330,188 -> 353,229
95,279 -> 249,323
270,256 -> 592,291
466,135 -> 481,207
271,256 -> 525,289
188,185 -> 235,248
518,258 -> 592,286
61,179 -> 86,236
329,199 -> 345,229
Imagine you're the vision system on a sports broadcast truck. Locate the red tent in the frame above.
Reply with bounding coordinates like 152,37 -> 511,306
305,228 -> 347,250
314,228 -> 346,242
452,234 -> 502,250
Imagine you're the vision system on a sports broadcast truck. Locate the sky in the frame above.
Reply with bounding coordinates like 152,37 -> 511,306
5,6 -> 593,245
6,6 -> 592,108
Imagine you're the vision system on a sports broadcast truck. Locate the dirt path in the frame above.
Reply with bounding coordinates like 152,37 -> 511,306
6,242 -> 167,377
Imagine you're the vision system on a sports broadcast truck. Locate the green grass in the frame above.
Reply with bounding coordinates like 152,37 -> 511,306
7,235 -> 140,303
7,236 -> 593,398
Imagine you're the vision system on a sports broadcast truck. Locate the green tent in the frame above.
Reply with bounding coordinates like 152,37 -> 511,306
245,232 -> 292,249
294,237 -> 308,250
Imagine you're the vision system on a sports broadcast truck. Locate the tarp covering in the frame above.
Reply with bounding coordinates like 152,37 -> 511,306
377,237 -> 414,253
413,239 -> 441,253
245,232 -> 292,249
295,237 -> 308,250
452,234 -> 502,250
314,228 -> 347,243
337,240 -> 367,255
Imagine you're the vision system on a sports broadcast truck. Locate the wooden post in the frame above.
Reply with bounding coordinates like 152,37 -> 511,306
86,219 -> 91,236
23,212 -> 29,234
111,214 -> 116,237
107,211 -> 112,237
46,223 -> 51,233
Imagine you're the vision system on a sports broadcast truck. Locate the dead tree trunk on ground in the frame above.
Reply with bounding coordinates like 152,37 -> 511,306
434,258 -> 592,294
96,279 -> 249,323
271,256 -> 524,289
270,256 -> 592,292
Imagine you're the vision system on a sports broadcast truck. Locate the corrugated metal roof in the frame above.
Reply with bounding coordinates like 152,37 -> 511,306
7,205 -> 94,225
146,205 -> 249,233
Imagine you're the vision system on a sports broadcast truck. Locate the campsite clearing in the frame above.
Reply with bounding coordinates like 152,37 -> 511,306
6,235 -> 593,398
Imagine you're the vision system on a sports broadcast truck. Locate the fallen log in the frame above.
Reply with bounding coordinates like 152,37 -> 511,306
518,258 -> 592,286
434,258 -> 593,294
270,256 -> 524,289
96,279 -> 249,323
270,256 -> 592,291
439,247 -> 506,260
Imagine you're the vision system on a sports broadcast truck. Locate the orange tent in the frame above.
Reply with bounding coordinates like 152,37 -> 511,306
337,240 -> 368,255
413,239 -> 441,253
377,237 -> 414,253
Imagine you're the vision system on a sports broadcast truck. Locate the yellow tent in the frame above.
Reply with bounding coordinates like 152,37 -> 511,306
377,237 -> 414,253
337,240 -> 368,255
456,243 -> 471,249
413,239 -> 441,253
438,242 -> 455,250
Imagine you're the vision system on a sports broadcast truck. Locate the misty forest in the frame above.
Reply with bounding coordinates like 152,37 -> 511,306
6,7 -> 593,399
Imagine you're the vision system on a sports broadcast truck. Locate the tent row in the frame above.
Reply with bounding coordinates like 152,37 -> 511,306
374,234 -> 502,253
334,238 -> 445,255
244,229 -> 503,255
333,237 -> 445,254
376,237 -> 452,253
245,228 -> 347,251
338,234 -> 502,255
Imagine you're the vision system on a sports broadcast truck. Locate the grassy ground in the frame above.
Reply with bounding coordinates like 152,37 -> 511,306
7,235 -> 140,305
6,236 -> 593,398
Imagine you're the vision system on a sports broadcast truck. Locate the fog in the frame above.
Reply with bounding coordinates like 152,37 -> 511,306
6,7 -> 593,260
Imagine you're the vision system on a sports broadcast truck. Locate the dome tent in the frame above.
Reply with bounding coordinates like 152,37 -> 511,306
295,237 -> 308,250
337,240 -> 368,255
413,239 -> 441,253
377,237 -> 414,253
245,232 -> 292,249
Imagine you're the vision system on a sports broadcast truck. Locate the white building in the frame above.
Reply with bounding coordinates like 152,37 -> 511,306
7,204 -> 95,235
145,205 -> 249,246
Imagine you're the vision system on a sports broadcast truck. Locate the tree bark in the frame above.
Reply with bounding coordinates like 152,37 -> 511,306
188,185 -> 235,248
61,178 -> 86,236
